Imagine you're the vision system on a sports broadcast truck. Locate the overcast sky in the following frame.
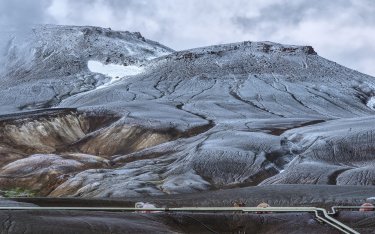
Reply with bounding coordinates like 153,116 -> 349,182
1,0 -> 375,76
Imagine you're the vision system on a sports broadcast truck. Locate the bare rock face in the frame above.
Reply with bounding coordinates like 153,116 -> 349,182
0,107 -> 211,196
0,25 -> 374,202
0,153 -> 109,195
0,110 -> 86,154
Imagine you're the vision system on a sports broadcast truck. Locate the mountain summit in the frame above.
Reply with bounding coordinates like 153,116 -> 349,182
0,25 -> 374,201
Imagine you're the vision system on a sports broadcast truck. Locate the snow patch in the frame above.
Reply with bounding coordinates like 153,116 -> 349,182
87,60 -> 144,82
366,97 -> 375,110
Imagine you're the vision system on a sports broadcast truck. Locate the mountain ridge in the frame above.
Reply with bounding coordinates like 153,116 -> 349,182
0,25 -> 374,199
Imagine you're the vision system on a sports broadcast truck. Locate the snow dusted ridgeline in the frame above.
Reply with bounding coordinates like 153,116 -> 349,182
1,26 -> 375,200
54,41 -> 375,197
0,25 -> 173,113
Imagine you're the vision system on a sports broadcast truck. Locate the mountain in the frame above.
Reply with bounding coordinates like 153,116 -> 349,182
0,25 -> 374,202
0,25 -> 172,112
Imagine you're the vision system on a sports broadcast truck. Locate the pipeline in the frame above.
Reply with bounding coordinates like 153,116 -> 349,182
330,206 -> 373,215
0,206 -> 360,234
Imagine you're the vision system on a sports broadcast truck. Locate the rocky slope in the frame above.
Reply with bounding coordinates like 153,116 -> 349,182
0,25 -> 374,203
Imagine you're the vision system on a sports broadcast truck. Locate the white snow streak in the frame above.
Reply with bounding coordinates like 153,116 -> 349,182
366,97 -> 375,110
88,60 -> 144,81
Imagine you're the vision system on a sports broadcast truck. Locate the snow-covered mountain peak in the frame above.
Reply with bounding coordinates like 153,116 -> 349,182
1,25 -> 375,206
1,25 -> 173,79
0,25 -> 173,113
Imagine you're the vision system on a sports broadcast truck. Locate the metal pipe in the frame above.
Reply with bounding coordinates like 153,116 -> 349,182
0,206 -> 359,233
330,206 -> 374,215
315,208 -> 359,234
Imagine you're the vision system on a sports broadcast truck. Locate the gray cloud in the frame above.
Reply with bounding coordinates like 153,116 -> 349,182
0,0 -> 374,76
0,0 -> 54,69
231,0 -> 375,76
0,0 -> 53,29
